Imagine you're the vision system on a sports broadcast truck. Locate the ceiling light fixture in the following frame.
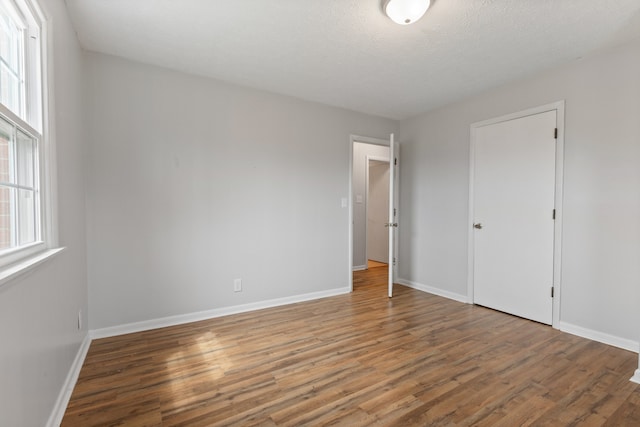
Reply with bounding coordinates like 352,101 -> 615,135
384,0 -> 431,25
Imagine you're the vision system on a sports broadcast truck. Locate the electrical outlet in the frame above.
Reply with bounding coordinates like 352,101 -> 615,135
77,309 -> 82,330
234,278 -> 242,292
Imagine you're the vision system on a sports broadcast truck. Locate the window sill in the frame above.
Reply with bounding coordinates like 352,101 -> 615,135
0,247 -> 65,289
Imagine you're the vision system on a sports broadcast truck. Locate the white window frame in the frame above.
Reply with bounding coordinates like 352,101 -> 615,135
0,0 -> 61,286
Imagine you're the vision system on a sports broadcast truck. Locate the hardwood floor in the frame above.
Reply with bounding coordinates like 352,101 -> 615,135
63,267 -> 640,426
367,260 -> 388,269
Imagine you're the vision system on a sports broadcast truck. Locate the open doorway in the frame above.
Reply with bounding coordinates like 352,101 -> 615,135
350,137 -> 390,292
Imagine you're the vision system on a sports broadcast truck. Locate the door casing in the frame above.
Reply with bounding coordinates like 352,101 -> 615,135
349,134 -> 390,292
467,101 -> 565,327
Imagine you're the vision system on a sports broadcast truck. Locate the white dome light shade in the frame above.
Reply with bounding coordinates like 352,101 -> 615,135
385,0 -> 431,25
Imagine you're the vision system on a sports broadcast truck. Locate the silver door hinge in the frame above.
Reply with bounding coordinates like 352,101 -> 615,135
554,128 -> 558,139
551,287 -> 554,298
393,208 -> 396,217
394,158 -> 397,166
552,209 -> 556,220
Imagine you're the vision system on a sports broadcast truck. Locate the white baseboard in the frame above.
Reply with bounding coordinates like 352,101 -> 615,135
352,265 -> 367,271
47,288 -> 640,426
91,286 -> 351,339
395,279 -> 640,356
46,333 -> 92,427
396,278 -> 469,304
557,321 -> 640,353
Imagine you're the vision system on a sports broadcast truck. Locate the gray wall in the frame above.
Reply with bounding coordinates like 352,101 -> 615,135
352,142 -> 390,269
84,53 -> 397,329
0,0 -> 88,425
398,41 -> 640,345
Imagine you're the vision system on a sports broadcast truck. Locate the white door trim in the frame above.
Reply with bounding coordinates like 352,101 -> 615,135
349,134 -> 389,292
388,134 -> 399,298
467,101 -> 565,327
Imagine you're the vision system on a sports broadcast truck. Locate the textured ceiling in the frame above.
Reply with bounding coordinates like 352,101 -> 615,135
65,0 -> 640,120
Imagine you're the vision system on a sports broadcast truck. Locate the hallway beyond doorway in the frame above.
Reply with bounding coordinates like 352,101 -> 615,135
367,259 -> 387,269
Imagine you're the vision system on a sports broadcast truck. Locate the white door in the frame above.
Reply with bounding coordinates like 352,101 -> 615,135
388,134 -> 399,297
472,110 -> 556,324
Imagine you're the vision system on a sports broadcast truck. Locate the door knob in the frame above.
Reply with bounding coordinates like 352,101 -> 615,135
473,223 -> 483,229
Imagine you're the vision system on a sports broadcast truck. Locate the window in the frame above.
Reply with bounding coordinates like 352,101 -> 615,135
0,117 -> 39,250
0,0 -> 53,272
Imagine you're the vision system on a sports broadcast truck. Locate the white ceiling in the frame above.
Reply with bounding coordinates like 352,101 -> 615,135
65,0 -> 640,120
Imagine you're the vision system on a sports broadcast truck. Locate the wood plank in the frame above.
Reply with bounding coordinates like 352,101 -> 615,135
61,266 -> 640,426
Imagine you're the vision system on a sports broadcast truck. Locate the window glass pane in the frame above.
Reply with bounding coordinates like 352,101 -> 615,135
17,130 -> 33,188
0,115 -> 40,250
0,116 -> 13,186
18,188 -> 34,244
0,2 -> 24,116
0,113 -> 11,139
0,6 -> 22,70
1,65 -> 22,113
0,185 -> 14,249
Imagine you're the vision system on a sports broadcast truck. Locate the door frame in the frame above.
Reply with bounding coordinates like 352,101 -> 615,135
348,134 -> 390,292
467,101 -> 565,327
365,155 -> 391,266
